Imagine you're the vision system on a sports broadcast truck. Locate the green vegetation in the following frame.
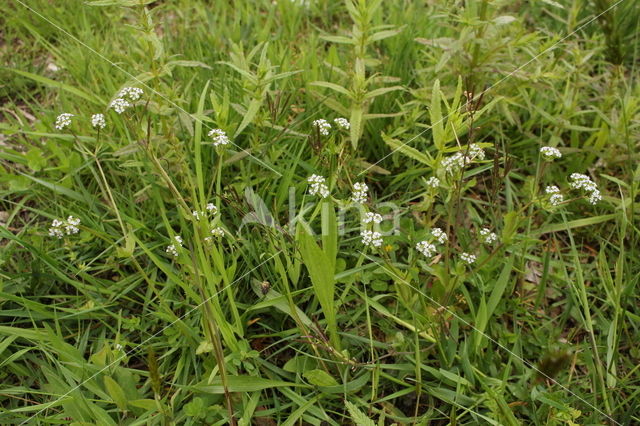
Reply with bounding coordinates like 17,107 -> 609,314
1,0 -> 639,424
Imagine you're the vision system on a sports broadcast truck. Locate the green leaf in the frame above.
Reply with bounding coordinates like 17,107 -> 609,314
25,148 -> 47,171
234,97 -> 262,138
303,369 -> 338,387
86,0 -> 156,5
196,376 -> 304,393
297,225 -> 338,348
128,399 -> 157,410
345,401 -> 376,426
381,132 -> 433,166
310,81 -> 352,97
5,68 -> 102,105
368,27 -> 403,43
104,376 -> 128,411
350,104 -> 364,150
430,79 -> 444,151
363,85 -> 404,100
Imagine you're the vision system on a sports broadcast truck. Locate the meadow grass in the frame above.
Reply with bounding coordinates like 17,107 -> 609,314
1,0 -> 639,424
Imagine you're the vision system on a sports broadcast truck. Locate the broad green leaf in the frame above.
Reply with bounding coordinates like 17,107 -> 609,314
310,81 -> 352,97
535,214 -> 616,235
381,132 -> 433,166
6,69 -> 102,105
303,369 -> 338,387
369,27 -> 403,42
234,97 -> 262,138
345,401 -> 375,426
350,104 -> 364,150
430,79 -> 445,151
196,376 -> 303,393
297,226 -> 338,347
363,85 -> 404,100
87,0 -> 156,5
104,376 -> 128,411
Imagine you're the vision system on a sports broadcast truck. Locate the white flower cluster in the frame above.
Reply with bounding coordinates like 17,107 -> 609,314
166,236 -> 183,257
334,117 -> 350,129
545,185 -> 564,206
360,229 -> 383,248
431,227 -> 448,244
307,174 -> 330,198
118,87 -> 143,101
416,241 -> 436,258
48,216 -> 81,239
193,203 -> 220,221
441,144 -> 485,174
363,212 -> 382,224
312,119 -> 331,136
91,113 -> 106,129
479,228 -> 498,244
415,227 -> 447,259
569,173 -> 601,205
109,98 -> 131,114
460,252 -> 476,264
109,87 -> 143,114
469,143 -> 485,161
426,177 -> 440,188
208,128 -> 230,147
204,227 -> 225,244
351,182 -> 368,204
55,113 -> 73,130
540,146 -> 562,161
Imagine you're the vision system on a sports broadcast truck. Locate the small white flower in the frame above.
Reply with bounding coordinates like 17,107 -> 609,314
49,216 -> 81,238
166,245 -> 178,257
204,227 -> 224,244
540,146 -> 562,161
549,194 -> 564,206
208,128 -> 230,147
48,219 -> 65,239
192,210 -> 205,220
109,98 -> 131,114
545,186 -> 564,206
55,113 -> 73,130
479,228 -> 498,244
569,173 -> 601,204
545,185 -> 560,194
312,119 -> 331,136
460,252 -> 476,264
588,190 -> 602,205
91,113 -> 106,129
363,212 -> 383,224
206,203 -> 218,214
334,117 -> 350,129
166,236 -> 183,257
361,230 -> 383,248
307,174 -> 330,198
210,227 -> 224,237
416,241 -> 437,258
468,143 -> 485,161
441,152 -> 467,174
431,228 -> 448,244
569,173 -> 598,192
64,216 -> 81,235
351,182 -> 368,204
426,177 -> 440,188
118,87 -> 144,101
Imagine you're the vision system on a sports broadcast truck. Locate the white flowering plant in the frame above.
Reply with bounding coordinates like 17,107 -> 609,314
1,1 -> 634,425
